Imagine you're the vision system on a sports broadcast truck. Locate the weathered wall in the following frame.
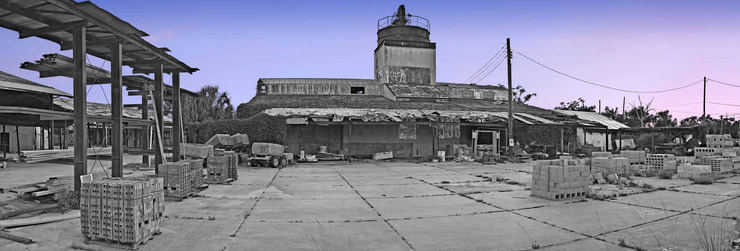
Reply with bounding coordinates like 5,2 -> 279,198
0,125 -> 35,153
285,124 -> 343,155
263,83 -> 385,95
375,46 -> 436,85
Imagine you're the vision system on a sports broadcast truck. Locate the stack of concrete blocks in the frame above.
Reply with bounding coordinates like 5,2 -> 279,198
591,157 -> 630,175
694,147 -> 722,157
224,151 -> 239,180
206,156 -> 230,184
187,159 -> 204,191
697,156 -> 734,174
645,154 -> 678,173
591,151 -> 612,158
677,164 -> 712,179
531,159 -> 590,201
706,134 -> 734,148
159,161 -> 192,198
619,150 -> 647,164
80,177 -> 164,249
181,143 -> 214,159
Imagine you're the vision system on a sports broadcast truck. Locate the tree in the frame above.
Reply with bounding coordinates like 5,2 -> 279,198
554,98 -> 596,112
600,106 -> 622,122
680,116 -> 700,127
184,85 -> 235,123
497,84 -> 537,104
653,110 -> 677,127
625,96 -> 655,128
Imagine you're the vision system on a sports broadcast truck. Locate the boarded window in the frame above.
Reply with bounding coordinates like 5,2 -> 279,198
350,86 -> 365,94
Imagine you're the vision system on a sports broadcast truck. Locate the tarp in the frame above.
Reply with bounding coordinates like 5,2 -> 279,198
205,133 -> 250,148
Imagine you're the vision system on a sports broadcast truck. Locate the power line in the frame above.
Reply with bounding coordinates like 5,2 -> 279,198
707,101 -> 740,107
707,78 -> 740,88
514,51 -> 703,93
472,55 -> 507,84
463,45 -> 506,84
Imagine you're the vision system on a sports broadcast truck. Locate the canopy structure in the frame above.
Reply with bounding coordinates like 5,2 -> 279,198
0,0 -> 197,191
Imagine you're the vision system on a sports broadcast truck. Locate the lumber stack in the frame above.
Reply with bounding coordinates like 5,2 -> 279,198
158,161 -> 191,198
531,159 -> 590,201
80,177 -> 164,249
20,147 -> 112,163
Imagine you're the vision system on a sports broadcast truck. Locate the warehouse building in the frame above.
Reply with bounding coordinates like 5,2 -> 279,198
238,6 -> 604,158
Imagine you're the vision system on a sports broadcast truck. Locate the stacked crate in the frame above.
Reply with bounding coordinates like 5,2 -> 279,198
591,157 -> 630,174
531,159 -> 590,201
694,147 -> 721,157
619,150 -> 647,164
224,151 -> 239,180
645,154 -> 677,172
188,159 -> 204,191
206,156 -> 230,184
677,164 -> 712,179
80,177 -> 164,249
706,134 -> 733,148
159,161 -> 191,198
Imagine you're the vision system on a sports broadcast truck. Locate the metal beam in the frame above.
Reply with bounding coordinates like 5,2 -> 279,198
73,25 -> 87,193
172,72 -> 181,161
19,20 -> 88,39
153,63 -> 164,171
61,36 -> 123,50
141,94 -> 149,165
110,42 -> 123,177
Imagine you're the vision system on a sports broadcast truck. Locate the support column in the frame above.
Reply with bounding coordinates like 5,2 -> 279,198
49,120 -> 55,150
172,72 -> 181,162
604,129 -> 609,151
348,122 -> 352,163
110,42 -> 123,177
560,127 -> 564,155
141,95 -> 149,165
73,26 -> 88,193
153,63 -> 164,173
2,124 -> 5,159
15,125 -> 20,154
618,130 -> 622,151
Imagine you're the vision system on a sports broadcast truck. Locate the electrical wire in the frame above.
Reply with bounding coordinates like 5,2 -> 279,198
514,51 -> 703,93
463,45 -> 506,84
472,55 -> 507,84
707,101 -> 740,107
708,78 -> 740,88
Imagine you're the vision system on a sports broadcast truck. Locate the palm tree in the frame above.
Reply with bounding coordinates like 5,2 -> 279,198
185,85 -> 235,123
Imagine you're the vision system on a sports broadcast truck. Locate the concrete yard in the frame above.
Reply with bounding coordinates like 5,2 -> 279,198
1,160 -> 738,251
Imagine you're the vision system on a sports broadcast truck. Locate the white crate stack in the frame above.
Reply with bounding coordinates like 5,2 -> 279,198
532,159 -> 590,201
645,154 -> 677,171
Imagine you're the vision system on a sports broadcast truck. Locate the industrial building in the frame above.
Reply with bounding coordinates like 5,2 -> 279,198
239,6 -> 608,158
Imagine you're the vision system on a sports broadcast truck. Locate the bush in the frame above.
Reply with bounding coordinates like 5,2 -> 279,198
185,113 -> 286,144
690,175 -> 714,185
658,171 -> 674,179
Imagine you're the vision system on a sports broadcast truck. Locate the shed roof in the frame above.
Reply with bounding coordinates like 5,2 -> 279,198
53,97 -> 171,123
0,0 -> 196,74
0,70 -> 72,97
553,110 -> 629,130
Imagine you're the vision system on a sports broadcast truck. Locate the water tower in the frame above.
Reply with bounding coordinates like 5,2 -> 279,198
375,5 -> 436,85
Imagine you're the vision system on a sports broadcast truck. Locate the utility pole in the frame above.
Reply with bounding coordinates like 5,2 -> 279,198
703,76 -> 707,119
598,100 -> 601,113
506,38 -> 514,156
622,97 -> 626,120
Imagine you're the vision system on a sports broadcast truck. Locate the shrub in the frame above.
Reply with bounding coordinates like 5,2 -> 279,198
690,176 -> 714,185
658,171 -> 674,179
185,113 -> 286,144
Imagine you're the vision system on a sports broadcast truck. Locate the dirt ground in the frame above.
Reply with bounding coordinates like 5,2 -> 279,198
0,158 -> 738,251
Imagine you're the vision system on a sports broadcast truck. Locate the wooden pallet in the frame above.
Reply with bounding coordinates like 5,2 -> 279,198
84,231 -> 159,250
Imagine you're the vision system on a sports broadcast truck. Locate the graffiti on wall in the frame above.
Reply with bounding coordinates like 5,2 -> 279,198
436,124 -> 460,139
399,123 -> 417,140
387,66 -> 431,84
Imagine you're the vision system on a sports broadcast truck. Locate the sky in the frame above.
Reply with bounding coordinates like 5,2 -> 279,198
1,0 -> 739,120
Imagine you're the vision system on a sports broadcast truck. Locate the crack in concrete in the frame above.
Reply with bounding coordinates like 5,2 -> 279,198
229,168 -> 282,237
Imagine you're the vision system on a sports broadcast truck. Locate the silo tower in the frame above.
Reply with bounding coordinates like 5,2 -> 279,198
375,5 -> 436,85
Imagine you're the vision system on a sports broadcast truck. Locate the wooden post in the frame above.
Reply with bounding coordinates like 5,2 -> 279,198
2,124 -> 5,159
650,130 -> 655,152
506,38 -> 514,156
73,26 -> 88,193
618,130 -> 622,151
604,128 -> 609,151
153,63 -> 164,173
15,125 -> 20,154
348,122 -> 352,163
110,42 -> 123,177
702,76 -> 706,119
172,72 -> 181,162
49,120 -> 54,150
560,127 -> 564,155
141,95 -> 149,165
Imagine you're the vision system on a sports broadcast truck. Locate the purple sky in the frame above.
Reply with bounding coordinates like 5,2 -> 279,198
1,0 -> 739,119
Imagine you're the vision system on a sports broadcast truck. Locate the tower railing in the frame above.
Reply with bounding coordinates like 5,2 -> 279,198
377,15 -> 430,30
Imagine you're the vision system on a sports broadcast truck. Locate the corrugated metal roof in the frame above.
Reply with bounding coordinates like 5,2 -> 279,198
0,71 -> 72,97
53,97 -> 172,123
554,110 -> 629,129
259,78 -> 379,85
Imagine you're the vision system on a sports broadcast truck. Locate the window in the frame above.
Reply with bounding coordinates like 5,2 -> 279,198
350,86 -> 365,94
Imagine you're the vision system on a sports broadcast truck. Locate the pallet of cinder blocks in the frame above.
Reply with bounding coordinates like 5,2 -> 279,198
187,159 -> 204,191
645,154 -> 677,172
697,156 -> 734,174
531,159 -> 590,201
591,151 -> 612,158
80,177 -> 164,250
205,156 -> 230,184
706,134 -> 733,148
224,151 -> 239,180
677,164 -> 712,179
591,157 -> 630,174
619,150 -> 647,164
694,147 -> 721,157
158,161 -> 191,198
181,143 -> 214,159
